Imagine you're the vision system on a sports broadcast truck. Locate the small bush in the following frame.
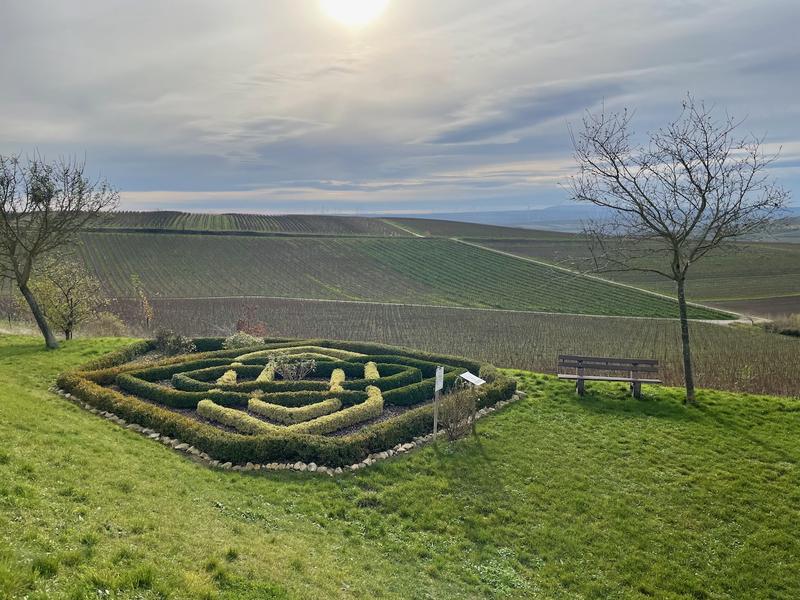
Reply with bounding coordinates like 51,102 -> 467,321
329,368 -> 345,393
440,386 -> 477,441
154,329 -> 196,356
216,370 -> 238,386
272,355 -> 316,381
763,314 -> 800,338
81,311 -> 128,337
256,363 -> 275,383
364,362 -> 380,380
223,331 -> 263,349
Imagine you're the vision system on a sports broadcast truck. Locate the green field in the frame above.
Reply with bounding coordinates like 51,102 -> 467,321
96,211 -> 412,236
385,218 -> 575,239
2,336 -> 799,599
111,296 -> 800,397
473,238 -> 800,316
78,233 -> 726,319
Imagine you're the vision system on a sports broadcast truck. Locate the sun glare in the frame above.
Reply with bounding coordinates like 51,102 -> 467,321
320,0 -> 390,27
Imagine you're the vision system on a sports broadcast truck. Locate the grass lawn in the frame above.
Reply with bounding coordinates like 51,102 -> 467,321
1,335 -> 798,599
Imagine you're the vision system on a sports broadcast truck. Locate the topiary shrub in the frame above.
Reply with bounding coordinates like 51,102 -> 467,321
154,329 -> 196,356
59,338 -> 516,468
223,332 -> 263,349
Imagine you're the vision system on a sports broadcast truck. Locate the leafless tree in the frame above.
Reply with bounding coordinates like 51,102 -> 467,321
0,155 -> 118,348
569,96 -> 789,404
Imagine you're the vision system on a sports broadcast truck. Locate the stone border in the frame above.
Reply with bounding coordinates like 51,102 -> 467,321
51,386 -> 525,475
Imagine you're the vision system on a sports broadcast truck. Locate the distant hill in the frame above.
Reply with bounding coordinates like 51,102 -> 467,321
382,205 -> 800,235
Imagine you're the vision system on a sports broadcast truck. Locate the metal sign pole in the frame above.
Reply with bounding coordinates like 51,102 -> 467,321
433,389 -> 440,440
434,366 -> 444,440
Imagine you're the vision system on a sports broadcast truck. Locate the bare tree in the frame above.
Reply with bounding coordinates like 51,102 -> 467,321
30,253 -> 108,340
569,96 -> 789,404
0,155 -> 118,348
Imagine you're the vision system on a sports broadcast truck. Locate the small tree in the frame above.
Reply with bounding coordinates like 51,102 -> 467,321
0,155 -> 118,348
569,96 -> 789,404
130,273 -> 154,331
30,254 -> 107,340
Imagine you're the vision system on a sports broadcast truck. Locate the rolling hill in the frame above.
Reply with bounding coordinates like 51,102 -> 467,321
77,231 -> 729,319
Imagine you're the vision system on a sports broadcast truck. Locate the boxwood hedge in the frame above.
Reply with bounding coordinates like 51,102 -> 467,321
58,338 -> 516,468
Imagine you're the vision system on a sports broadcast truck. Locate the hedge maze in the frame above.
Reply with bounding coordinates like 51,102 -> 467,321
58,339 -> 517,468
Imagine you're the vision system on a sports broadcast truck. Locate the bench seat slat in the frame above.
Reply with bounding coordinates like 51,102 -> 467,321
558,374 -> 662,384
557,362 -> 659,373
558,355 -> 659,366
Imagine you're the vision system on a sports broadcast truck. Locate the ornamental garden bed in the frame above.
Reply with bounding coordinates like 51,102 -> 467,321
57,338 -> 517,469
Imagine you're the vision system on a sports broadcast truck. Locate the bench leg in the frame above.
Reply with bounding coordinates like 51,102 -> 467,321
631,381 -> 642,399
576,378 -> 585,396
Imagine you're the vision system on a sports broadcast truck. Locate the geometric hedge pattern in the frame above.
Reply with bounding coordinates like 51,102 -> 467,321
58,338 -> 517,468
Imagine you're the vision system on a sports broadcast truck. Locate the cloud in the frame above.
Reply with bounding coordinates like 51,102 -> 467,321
0,0 -> 797,211
423,80 -> 626,145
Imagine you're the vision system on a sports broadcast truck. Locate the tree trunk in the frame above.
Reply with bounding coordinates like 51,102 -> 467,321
676,278 -> 696,404
18,283 -> 59,349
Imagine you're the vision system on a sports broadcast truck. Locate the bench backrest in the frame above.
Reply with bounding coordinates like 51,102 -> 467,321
558,355 -> 659,374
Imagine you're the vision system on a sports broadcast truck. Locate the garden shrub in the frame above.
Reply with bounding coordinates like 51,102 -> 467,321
249,396 -> 342,425
216,370 -> 238,386
290,386 -> 384,435
364,362 -> 379,380
59,337 -> 516,467
223,332 -> 263,349
329,368 -> 345,393
154,329 -> 196,356
256,363 -> 275,383
440,386 -> 477,441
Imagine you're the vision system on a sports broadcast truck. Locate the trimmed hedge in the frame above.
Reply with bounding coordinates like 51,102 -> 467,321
58,338 -> 516,467
364,362 -> 380,380
216,370 -> 238,386
249,396 -> 342,425
256,363 -> 275,383
198,399 -> 278,434
291,386 -> 384,436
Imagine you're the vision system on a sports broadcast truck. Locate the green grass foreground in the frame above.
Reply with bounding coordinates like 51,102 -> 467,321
1,336 -> 798,599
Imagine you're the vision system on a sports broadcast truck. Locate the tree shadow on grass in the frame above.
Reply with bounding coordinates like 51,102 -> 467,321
545,379 -> 700,424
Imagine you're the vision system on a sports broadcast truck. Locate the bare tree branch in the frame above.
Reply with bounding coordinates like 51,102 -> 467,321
567,95 -> 790,403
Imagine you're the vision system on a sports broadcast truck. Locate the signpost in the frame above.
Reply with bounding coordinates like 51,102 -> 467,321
433,366 -> 444,440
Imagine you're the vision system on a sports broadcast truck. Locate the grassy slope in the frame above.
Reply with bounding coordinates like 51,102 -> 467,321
476,239 -> 800,306
2,336 -> 799,599
78,233 -> 726,319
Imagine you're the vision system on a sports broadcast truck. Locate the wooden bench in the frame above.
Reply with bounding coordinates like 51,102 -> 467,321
557,355 -> 662,399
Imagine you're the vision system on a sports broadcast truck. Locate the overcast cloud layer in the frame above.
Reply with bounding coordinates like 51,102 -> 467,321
1,0 -> 798,213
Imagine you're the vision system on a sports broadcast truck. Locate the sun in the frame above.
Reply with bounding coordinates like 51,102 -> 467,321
320,0 -> 390,27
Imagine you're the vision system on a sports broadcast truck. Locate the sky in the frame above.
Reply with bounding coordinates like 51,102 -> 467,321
1,0 -> 799,214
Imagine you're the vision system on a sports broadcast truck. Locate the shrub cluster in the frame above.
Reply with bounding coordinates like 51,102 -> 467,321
216,370 -> 238,386
154,329 -> 196,356
364,362 -> 380,380
329,368 -> 346,393
223,332 -> 264,349
249,396 -> 341,425
59,338 -> 516,467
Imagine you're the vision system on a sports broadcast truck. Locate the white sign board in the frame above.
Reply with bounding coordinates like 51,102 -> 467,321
459,371 -> 486,387
435,366 -> 445,392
